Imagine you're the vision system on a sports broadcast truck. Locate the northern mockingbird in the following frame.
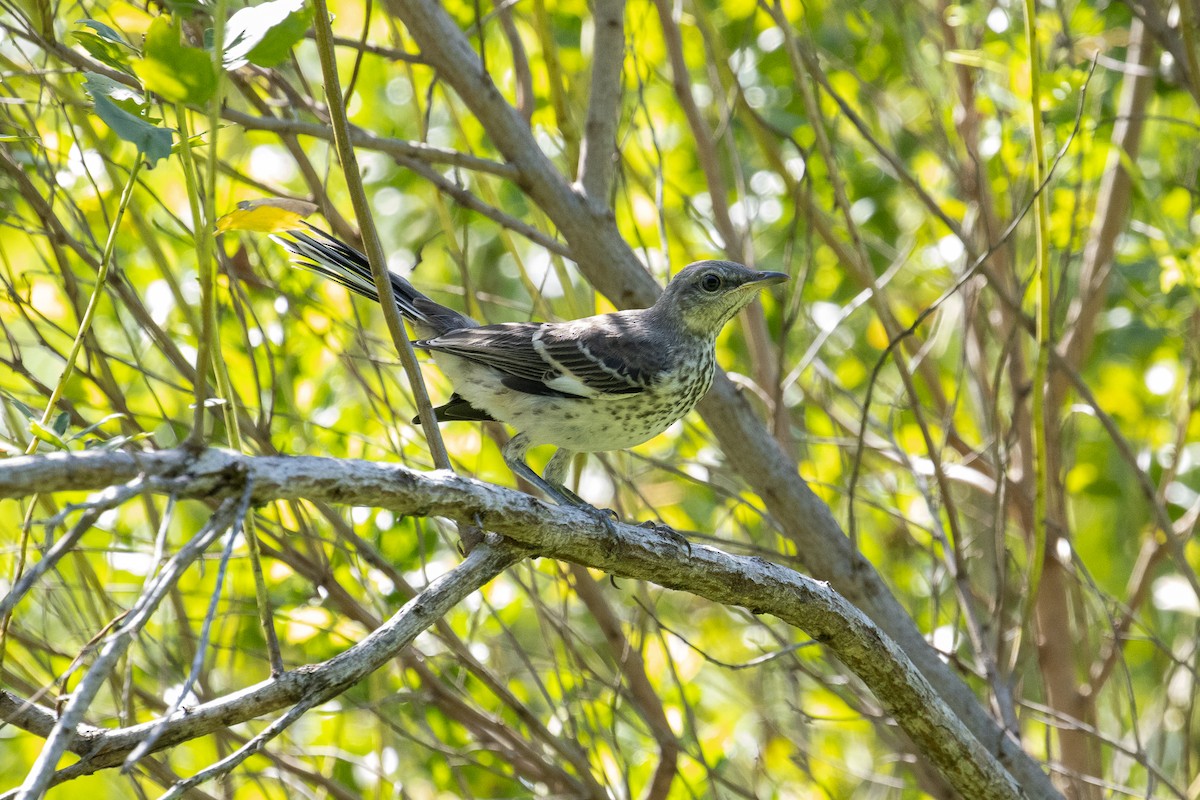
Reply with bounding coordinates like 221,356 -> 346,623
276,225 -> 787,511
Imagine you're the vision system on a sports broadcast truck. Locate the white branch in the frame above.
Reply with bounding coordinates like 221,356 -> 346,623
1,448 -> 1017,799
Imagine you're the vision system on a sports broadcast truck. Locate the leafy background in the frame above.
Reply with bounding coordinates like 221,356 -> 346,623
0,0 -> 1198,796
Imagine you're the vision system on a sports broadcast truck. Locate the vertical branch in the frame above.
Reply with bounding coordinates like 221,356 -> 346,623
577,0 -> 626,206
1057,20 -> 1153,374
1022,0 -> 1052,621
569,566 -> 679,800
493,0 -> 535,122
1022,4 -> 1100,798
309,0 -> 453,472
651,0 -> 742,259
185,0 -> 229,446
1174,0 -> 1200,97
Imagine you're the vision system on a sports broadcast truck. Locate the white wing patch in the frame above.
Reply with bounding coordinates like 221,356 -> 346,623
531,329 -> 596,397
532,328 -> 644,397
543,374 -> 600,398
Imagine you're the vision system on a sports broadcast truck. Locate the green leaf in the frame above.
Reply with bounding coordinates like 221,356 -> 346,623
77,19 -> 128,44
247,5 -> 313,67
52,410 -> 70,436
67,412 -> 128,442
3,393 -> 39,420
80,71 -> 144,104
71,20 -> 137,74
132,16 -> 216,105
224,0 -> 312,69
28,419 -> 68,450
83,72 -> 174,166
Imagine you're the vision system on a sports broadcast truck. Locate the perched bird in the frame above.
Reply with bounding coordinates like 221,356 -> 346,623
276,225 -> 787,511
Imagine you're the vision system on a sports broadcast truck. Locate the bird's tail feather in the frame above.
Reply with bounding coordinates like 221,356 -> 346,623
273,224 -> 436,327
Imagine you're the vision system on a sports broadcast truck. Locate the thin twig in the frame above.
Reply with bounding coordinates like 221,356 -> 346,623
310,0 -> 452,471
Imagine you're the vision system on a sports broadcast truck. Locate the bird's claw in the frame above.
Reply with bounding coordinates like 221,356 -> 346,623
582,504 -> 621,538
576,506 -> 691,556
553,490 -> 689,556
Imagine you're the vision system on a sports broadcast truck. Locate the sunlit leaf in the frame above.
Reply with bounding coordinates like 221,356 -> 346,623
71,20 -> 138,74
28,419 -> 67,449
216,198 -> 319,233
132,16 -> 216,105
224,0 -> 313,69
68,413 -> 129,442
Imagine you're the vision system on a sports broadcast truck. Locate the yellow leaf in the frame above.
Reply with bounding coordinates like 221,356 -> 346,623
215,198 -> 319,233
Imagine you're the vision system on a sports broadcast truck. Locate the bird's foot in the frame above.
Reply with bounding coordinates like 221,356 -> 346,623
559,498 -> 690,556
540,483 -> 621,537
637,519 -> 692,556
579,503 -> 621,539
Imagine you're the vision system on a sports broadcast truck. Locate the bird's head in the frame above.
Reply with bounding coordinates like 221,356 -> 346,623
652,260 -> 788,337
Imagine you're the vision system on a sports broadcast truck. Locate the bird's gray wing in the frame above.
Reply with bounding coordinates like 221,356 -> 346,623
417,315 -> 670,398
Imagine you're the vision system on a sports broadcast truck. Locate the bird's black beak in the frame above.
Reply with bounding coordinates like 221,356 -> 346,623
749,271 -> 789,287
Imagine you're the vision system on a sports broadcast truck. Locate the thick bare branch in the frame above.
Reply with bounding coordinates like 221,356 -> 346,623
1,447 -> 1018,799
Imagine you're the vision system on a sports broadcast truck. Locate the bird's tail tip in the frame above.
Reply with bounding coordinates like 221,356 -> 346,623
271,225 -> 386,305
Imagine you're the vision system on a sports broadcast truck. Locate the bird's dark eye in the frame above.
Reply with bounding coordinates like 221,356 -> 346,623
700,273 -> 722,292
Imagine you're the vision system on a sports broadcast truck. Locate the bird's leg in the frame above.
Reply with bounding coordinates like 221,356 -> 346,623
543,449 -> 688,553
544,448 -> 622,525
504,438 -> 578,506
501,435 -> 578,506
541,445 -> 690,552
502,437 -> 621,537
542,449 -> 600,509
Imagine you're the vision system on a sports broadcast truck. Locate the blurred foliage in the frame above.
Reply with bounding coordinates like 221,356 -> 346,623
0,0 -> 1198,796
